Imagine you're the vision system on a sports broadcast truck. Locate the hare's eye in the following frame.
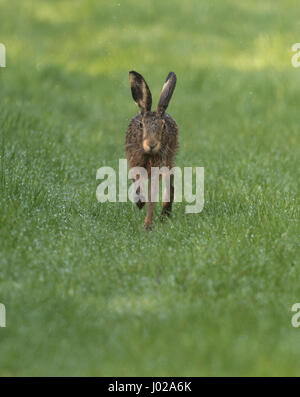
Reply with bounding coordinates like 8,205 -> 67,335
139,121 -> 143,128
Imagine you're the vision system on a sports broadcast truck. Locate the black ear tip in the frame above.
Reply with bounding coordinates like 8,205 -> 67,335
129,71 -> 145,82
129,71 -> 137,79
166,72 -> 176,82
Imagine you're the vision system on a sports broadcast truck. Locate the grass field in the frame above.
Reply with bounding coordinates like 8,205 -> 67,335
0,0 -> 300,376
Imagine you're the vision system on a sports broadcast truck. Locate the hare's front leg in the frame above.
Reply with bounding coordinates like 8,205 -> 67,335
144,203 -> 154,231
144,176 -> 157,231
133,175 -> 146,210
161,174 -> 174,219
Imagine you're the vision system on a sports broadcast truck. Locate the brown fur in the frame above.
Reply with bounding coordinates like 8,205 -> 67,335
125,71 -> 179,230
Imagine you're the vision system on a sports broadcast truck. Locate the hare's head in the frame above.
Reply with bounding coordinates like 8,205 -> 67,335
129,71 -> 176,154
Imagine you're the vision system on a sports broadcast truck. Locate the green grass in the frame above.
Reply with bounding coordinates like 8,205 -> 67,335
0,0 -> 300,376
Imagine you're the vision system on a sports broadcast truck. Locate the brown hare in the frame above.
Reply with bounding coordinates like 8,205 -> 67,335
126,71 -> 178,230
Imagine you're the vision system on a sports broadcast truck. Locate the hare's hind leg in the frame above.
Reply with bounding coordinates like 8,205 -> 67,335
161,174 -> 174,219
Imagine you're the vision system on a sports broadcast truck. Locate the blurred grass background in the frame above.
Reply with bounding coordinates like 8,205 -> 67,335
0,0 -> 300,376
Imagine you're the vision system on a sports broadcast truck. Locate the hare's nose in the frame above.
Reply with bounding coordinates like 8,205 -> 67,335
149,144 -> 156,151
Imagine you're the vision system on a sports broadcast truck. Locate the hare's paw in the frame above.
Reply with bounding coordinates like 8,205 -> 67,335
160,206 -> 172,220
136,199 -> 146,210
144,221 -> 152,232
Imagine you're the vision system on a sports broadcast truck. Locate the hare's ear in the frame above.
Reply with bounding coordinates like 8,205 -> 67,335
129,71 -> 152,114
157,72 -> 177,115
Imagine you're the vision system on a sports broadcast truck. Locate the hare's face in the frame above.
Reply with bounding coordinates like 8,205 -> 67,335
142,112 -> 165,154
